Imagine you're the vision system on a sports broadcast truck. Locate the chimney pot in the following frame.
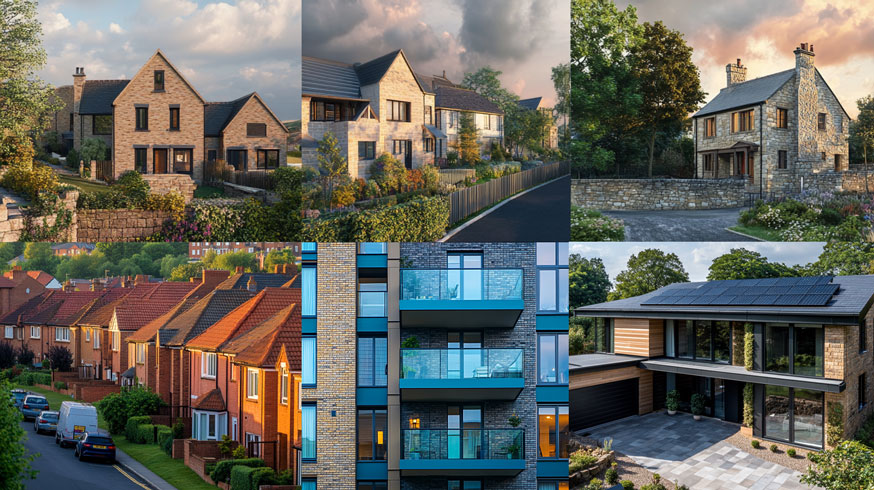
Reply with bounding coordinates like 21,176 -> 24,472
810,44 -> 814,53
737,58 -> 741,66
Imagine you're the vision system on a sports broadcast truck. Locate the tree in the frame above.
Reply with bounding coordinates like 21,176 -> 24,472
569,255 -> 611,309
264,249 -> 298,273
551,63 -> 571,154
0,382 -> 37,487
0,342 -> 15,369
0,0 -> 62,142
15,344 -> 33,367
46,345 -> 73,372
316,131 -> 347,210
854,96 -> 874,194
452,113 -> 480,165
811,241 -> 874,276
461,67 -> 519,110
169,262 -> 204,282
78,138 -> 110,163
632,21 -> 706,177
610,249 -> 689,300
707,249 -> 794,281
22,242 -> 57,274
211,251 -> 258,273
801,441 -> 874,490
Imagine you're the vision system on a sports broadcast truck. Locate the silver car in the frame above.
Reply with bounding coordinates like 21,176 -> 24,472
33,410 -> 59,434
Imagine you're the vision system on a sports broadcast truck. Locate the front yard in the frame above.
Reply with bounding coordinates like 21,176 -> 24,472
736,192 -> 873,241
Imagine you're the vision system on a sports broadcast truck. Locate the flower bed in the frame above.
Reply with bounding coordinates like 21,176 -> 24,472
569,439 -> 615,488
571,206 -> 625,241
738,192 -> 872,241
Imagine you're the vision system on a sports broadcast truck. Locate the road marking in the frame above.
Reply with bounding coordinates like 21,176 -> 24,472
113,464 -> 151,490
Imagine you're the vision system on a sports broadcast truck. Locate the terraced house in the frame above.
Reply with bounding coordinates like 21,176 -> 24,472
572,275 -> 874,451
301,50 -> 503,179
298,242 -> 568,490
51,49 -> 288,181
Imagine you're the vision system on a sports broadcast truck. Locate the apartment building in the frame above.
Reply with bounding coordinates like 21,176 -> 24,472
299,242 -> 568,490
572,275 -> 874,450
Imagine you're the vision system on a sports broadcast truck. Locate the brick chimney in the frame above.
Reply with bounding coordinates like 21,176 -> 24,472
63,279 -> 75,292
726,58 -> 747,87
91,278 -> 103,292
134,274 -> 150,285
11,265 -> 25,283
202,269 -> 230,283
795,42 -> 818,161
247,276 -> 257,292
274,264 -> 282,274
235,266 -> 244,274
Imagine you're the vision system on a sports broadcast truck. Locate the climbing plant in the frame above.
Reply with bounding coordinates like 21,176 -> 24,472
827,401 -> 845,448
743,383 -> 753,427
744,323 -> 754,370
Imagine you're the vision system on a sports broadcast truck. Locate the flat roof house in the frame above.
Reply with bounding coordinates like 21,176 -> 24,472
572,275 -> 874,450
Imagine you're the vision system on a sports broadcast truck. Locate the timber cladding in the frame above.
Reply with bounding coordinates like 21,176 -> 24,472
613,318 -> 664,357
570,366 -> 653,416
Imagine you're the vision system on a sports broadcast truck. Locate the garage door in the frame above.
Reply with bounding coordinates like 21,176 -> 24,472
570,377 -> 638,431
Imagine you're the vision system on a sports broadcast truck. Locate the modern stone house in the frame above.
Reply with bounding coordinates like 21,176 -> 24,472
51,50 -> 288,181
693,43 -> 850,197
572,275 -> 874,451
301,50 -> 503,179
298,242 -> 568,490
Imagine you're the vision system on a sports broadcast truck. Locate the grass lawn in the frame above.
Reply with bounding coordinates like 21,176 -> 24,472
13,384 -> 107,429
728,224 -> 783,241
194,185 -> 225,199
58,174 -> 110,194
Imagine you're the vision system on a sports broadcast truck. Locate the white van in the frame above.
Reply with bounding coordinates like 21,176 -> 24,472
56,401 -> 99,448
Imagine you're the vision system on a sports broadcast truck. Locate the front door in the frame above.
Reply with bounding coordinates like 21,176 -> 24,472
735,151 -> 746,176
448,405 -> 481,459
153,149 -> 168,174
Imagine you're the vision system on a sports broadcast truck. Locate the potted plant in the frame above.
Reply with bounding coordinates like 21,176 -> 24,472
666,389 -> 680,415
691,393 -> 706,421
508,414 -> 522,427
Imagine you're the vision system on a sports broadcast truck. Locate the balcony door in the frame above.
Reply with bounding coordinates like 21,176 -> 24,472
447,252 -> 482,300
447,331 -> 483,379
448,405 -> 481,459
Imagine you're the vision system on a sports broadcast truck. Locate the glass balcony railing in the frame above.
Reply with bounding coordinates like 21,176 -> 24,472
401,349 -> 523,380
402,429 -> 524,460
400,269 -> 523,301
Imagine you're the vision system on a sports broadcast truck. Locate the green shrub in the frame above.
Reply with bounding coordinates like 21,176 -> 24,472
620,481 -> 635,490
819,207 -> 844,226
136,424 -> 158,444
172,418 -> 185,439
97,387 -> 165,434
770,443 -> 778,452
571,207 -> 624,241
125,416 -> 152,442
586,478 -> 603,490
1,161 -> 60,201
231,445 -> 247,459
229,464 -> 256,490
743,383 -> 754,427
751,440 -> 761,449
209,458 -> 265,484
606,463 -> 619,484
115,171 -> 150,202
249,467 -> 277,489
828,401 -> 845,447
53,381 -> 67,390
156,426 -> 172,445
79,138 -> 110,163
787,448 -> 797,457
301,196 -> 449,242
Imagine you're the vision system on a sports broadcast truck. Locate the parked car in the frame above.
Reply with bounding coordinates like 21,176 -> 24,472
10,389 -> 29,409
33,410 -> 59,434
20,394 -> 49,421
56,401 -> 98,448
74,432 -> 116,463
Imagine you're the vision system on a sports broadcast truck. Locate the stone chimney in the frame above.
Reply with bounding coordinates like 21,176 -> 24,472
726,58 -> 747,87
795,42 -> 818,161
72,67 -> 86,109
247,276 -> 257,292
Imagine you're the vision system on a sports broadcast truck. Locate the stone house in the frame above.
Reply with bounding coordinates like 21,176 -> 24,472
573,275 -> 874,450
52,50 -> 288,182
301,50 -> 503,179
517,97 -> 559,154
693,43 -> 850,197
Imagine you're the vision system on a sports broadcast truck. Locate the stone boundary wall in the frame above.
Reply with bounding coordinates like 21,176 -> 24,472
789,168 -> 874,195
76,209 -> 172,241
0,190 -> 78,242
572,178 -> 746,210
142,174 -> 196,202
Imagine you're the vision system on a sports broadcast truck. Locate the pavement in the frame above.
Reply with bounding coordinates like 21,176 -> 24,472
584,412 -> 812,490
601,207 -> 756,241
19,418 -> 174,490
444,175 -> 570,242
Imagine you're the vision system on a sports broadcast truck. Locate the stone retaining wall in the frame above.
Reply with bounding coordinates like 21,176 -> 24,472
572,178 -> 746,210
142,174 -> 196,202
76,209 -> 172,241
0,190 -> 78,241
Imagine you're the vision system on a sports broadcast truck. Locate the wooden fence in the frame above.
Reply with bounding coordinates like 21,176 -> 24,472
203,159 -> 276,190
93,160 -> 112,182
449,161 -> 569,224
438,169 -> 477,186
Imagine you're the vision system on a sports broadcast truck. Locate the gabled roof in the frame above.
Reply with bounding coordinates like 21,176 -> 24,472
113,49 -> 206,106
192,388 -> 226,411
302,49 -> 425,99
78,80 -> 130,115
162,289 -> 254,345
110,281 -> 198,331
694,69 -> 795,117
225,272 -> 297,291
518,97 -> 542,111
204,92 -> 289,138
435,86 -> 503,115
72,288 -> 135,327
416,73 -> 456,92
3,270 -> 56,287
0,292 -> 54,325
354,49 -> 404,87
222,302 -> 300,368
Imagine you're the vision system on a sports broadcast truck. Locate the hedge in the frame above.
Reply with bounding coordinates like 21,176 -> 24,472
16,372 -> 51,386
229,465 -> 257,490
124,415 -> 152,442
136,424 -> 171,444
301,195 -> 449,241
53,381 -> 67,390
209,458 -> 265,484
156,426 -> 173,447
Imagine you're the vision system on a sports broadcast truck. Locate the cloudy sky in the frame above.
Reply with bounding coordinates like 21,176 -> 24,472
302,0 -> 570,107
616,0 -> 874,117
36,0 -> 301,120
570,242 -> 826,284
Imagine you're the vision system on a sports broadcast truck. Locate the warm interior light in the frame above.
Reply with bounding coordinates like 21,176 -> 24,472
409,418 -> 420,428
377,431 -> 384,445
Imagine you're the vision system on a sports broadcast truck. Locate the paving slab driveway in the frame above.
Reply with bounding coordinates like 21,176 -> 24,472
602,208 -> 755,241
583,413 -> 814,490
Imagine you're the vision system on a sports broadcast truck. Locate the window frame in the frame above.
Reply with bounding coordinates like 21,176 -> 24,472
538,333 -> 569,385
202,352 -> 218,379
538,404 -> 569,459
302,335 -> 316,387
704,153 -> 713,171
703,117 -> 716,138
669,319 -> 732,363
357,335 -> 388,387
358,141 -> 376,160
112,331 -> 119,351
776,108 -> 789,129
247,123 -> 267,138
387,100 -> 411,122
135,107 -> 148,131
31,326 -> 40,339
154,70 -> 164,91
731,109 -> 755,133
280,369 -> 288,405
764,323 -> 825,377
134,148 -> 148,173
136,343 -> 146,365
4,326 -> 12,339
92,115 -> 112,135
763,385 -> 824,449
818,113 -> 827,131
255,149 -> 280,170
778,150 -> 788,170
169,107 -> 180,131
861,320 -> 868,354
246,367 -> 259,399
860,373 -> 868,411
301,403 -> 317,461
55,327 -> 70,342
357,408 -> 387,461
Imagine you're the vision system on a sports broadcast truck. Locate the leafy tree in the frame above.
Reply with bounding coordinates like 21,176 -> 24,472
211,251 -> 258,274
22,242 -> 57,274
268,166 -> 303,239
811,241 -> 874,276
707,249 -> 795,281
158,254 -> 188,279
169,262 -> 204,282
96,386 -> 165,434
569,254 -> 611,309
801,440 -> 874,490
0,342 -> 15,369
453,113 -> 480,165
551,63 -> 571,154
461,66 -> 519,110
569,316 -> 594,355
0,381 -> 37,487
264,249 -> 298,273
46,345 -> 72,372
610,249 -> 689,300
853,96 -> 874,194
632,21 -> 706,177
316,131 -> 348,210
78,138 -> 110,164
15,344 -> 33,367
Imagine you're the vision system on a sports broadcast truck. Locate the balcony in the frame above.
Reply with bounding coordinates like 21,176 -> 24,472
399,269 -> 524,328
400,429 -> 525,476
399,349 -> 524,401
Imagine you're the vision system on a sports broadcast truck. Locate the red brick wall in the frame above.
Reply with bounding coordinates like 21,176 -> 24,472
155,345 -> 172,403
76,383 -> 120,403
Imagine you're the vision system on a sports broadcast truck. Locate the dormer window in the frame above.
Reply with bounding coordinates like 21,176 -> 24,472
154,70 -> 164,91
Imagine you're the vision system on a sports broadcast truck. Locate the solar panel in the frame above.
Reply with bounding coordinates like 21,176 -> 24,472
775,294 -> 806,306
809,284 -> 839,295
641,276 -> 837,307
815,276 -> 834,285
799,294 -> 832,306
751,295 -> 778,305
788,285 -> 812,295
757,278 -> 780,286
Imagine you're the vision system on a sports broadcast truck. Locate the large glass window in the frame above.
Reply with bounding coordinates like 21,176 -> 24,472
537,243 -> 569,313
538,405 -> 569,459
357,409 -> 387,460
766,323 -> 823,376
538,483 -> 569,490
594,318 -> 612,353
302,336 -> 316,386
764,385 -> 791,442
301,480 -> 316,490
447,252 -> 482,300
765,386 -> 823,448
673,320 -> 730,362
795,326 -> 824,376
713,321 -> 731,362
302,404 -> 316,460
695,321 -> 711,359
359,243 -> 386,254
358,336 -> 387,387
358,281 -> 386,317
302,265 -> 316,317
766,324 -> 790,373
538,333 -> 568,384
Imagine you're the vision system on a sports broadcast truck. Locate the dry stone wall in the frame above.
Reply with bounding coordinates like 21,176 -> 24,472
572,178 -> 746,210
76,209 -> 171,241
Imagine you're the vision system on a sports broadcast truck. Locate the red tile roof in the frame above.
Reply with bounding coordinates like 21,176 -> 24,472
222,302 -> 300,369
192,388 -> 226,411
0,292 -> 54,324
2,270 -> 56,287
0,276 -> 15,288
108,282 -> 197,331
74,288 -> 136,327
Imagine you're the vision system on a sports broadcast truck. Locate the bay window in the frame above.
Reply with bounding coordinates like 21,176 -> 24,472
192,410 -> 227,441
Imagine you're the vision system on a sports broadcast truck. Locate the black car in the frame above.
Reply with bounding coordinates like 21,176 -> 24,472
74,432 -> 116,463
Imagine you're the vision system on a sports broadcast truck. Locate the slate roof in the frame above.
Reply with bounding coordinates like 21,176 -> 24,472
694,69 -> 795,117
162,289 -> 254,345
222,302 -> 300,368
435,86 -> 503,115
354,49 -> 403,87
78,80 -> 130,115
302,57 -> 363,99
204,93 -> 254,137
192,388 -> 226,411
416,73 -> 456,92
518,97 -> 542,111
226,273 -> 297,291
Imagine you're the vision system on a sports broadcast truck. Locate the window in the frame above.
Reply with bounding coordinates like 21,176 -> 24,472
777,108 -> 788,128
359,242 -> 386,254
835,154 -> 842,171
778,150 -> 788,169
302,480 -> 316,490
302,404 -> 316,460
135,107 -> 148,131
358,409 -> 387,460
246,368 -> 259,399
255,149 -> 279,169
55,327 -> 70,342
154,70 -> 164,91
538,405 -> 569,458
30,326 -> 40,339
818,113 -> 827,131
4,326 -> 12,339
169,107 -> 180,131
302,336 -> 316,386
537,482 -> 569,490
94,331 -> 100,349
358,282 -> 386,317
861,374 -> 868,411
358,141 -> 376,160
764,386 -> 823,448
731,109 -> 754,132
192,410 -> 227,441
358,482 -> 388,490
227,149 -> 247,170
537,243 -> 569,313
483,114 -> 490,130
112,332 -> 119,351
424,137 -> 434,153
392,139 -> 411,155
425,105 -> 432,124
207,150 -> 217,162
173,148 -> 192,174
538,333 -> 568,384
247,123 -> 267,137
302,265 -> 316,317
448,481 -> 483,490
447,252 -> 483,300
134,148 -> 147,173
765,323 -> 824,376
704,153 -> 713,171
671,320 -> 730,363
280,369 -> 288,405
861,320 -> 868,354
358,336 -> 387,387
821,152 -> 827,161
245,433 -> 261,457
388,100 -> 410,122
704,117 -> 716,137
202,352 -> 217,378
593,318 -> 613,353
836,114 -> 844,133
92,115 -> 112,135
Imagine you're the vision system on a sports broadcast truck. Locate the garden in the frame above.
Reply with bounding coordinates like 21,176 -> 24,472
571,206 -> 625,241
570,436 -> 688,490
733,192 -> 874,241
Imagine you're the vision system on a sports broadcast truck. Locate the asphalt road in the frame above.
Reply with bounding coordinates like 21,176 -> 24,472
445,175 -> 571,242
20,418 -> 150,490
602,207 -> 756,241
